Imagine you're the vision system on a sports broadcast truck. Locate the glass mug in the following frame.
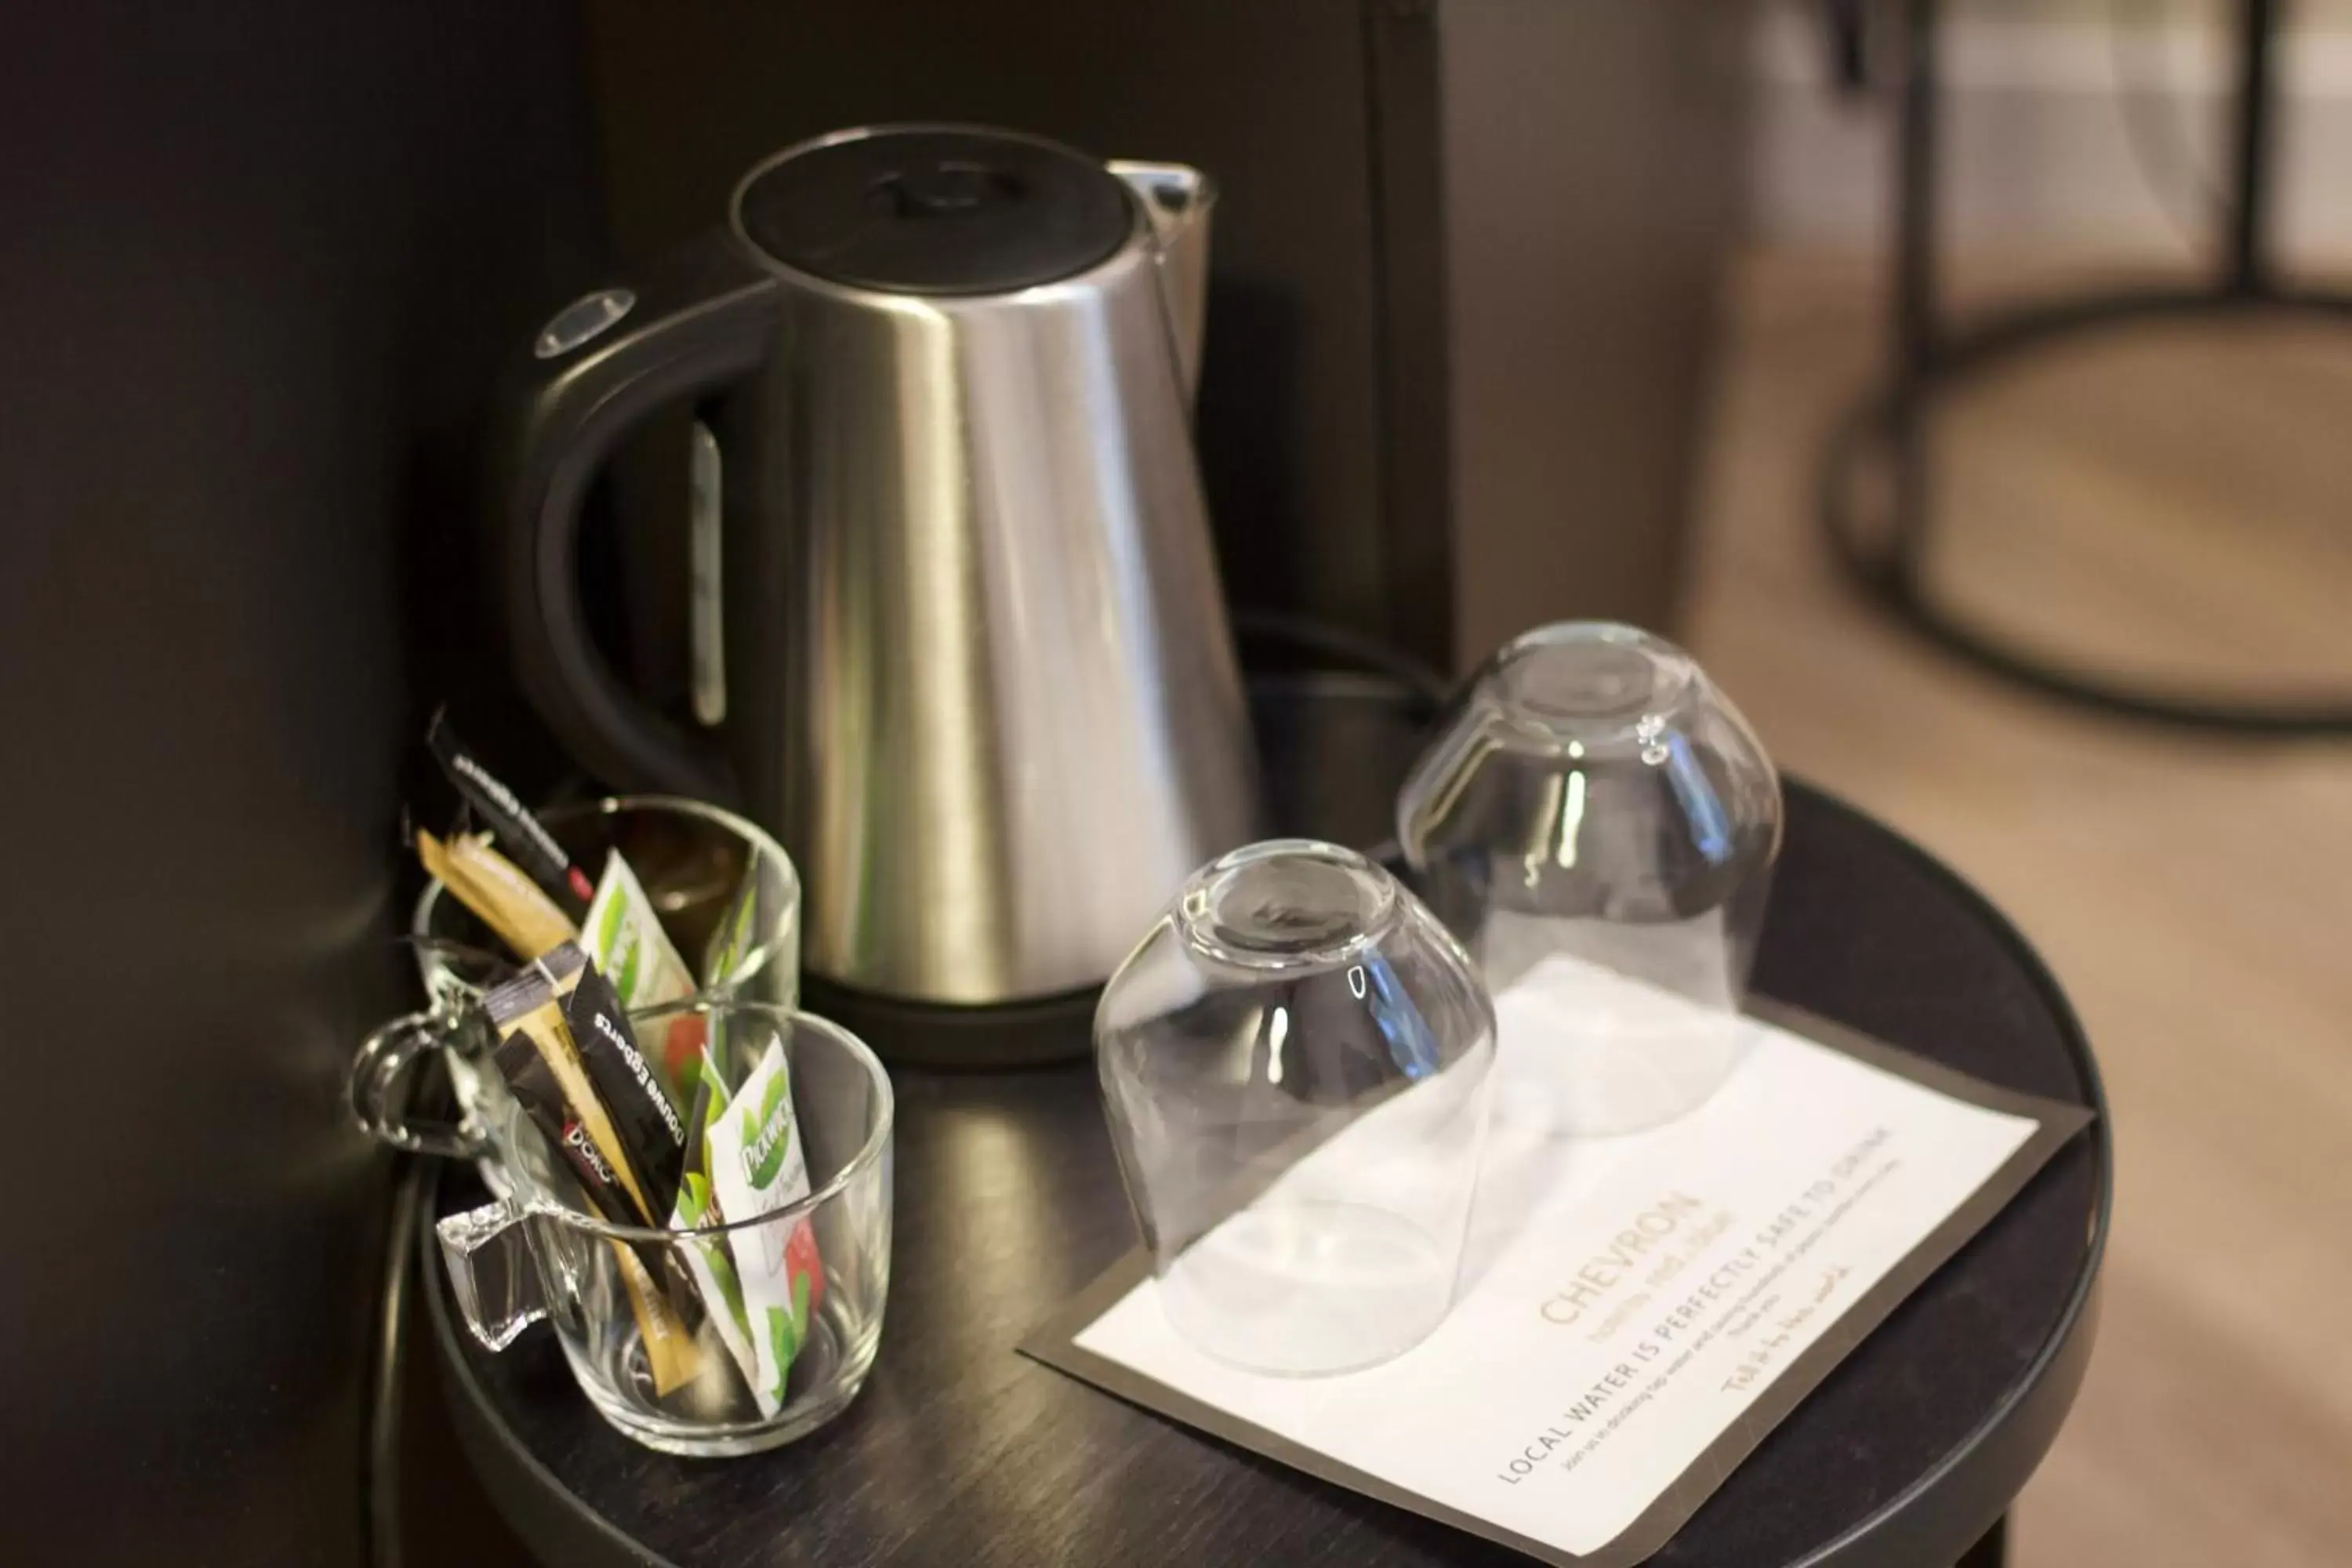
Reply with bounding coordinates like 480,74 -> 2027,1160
441,999 -> 894,1455
349,795 -> 800,1159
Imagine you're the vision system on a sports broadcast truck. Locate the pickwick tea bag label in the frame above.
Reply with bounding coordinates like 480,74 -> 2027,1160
1027,956 -> 2093,1568
706,1039 -> 824,1415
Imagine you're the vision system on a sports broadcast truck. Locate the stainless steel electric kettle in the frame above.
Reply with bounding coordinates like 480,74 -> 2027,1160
501,125 -> 1262,1057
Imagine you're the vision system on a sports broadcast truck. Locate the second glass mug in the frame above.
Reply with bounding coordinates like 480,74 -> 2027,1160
439,998 -> 895,1456
349,795 -> 801,1160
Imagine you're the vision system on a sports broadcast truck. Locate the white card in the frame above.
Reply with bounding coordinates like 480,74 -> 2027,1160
1054,956 -> 2081,1564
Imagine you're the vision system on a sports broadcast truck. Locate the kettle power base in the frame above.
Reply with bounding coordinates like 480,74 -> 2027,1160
800,973 -> 1100,1070
804,659 -> 1451,1072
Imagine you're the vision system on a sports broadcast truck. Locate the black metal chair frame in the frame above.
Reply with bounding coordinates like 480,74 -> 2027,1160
1821,0 -> 2352,735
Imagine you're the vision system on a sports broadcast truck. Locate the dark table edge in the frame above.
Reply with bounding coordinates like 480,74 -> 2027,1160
423,1214 -> 668,1568
415,782 -> 2117,1568
1791,793 -> 2114,1566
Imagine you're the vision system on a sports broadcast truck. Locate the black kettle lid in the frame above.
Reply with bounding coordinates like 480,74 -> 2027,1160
733,125 -> 1134,296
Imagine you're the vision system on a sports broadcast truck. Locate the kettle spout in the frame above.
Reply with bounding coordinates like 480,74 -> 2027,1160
1109,161 -> 1214,402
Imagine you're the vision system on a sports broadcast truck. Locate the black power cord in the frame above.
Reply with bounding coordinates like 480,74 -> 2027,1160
1824,0 -> 1876,94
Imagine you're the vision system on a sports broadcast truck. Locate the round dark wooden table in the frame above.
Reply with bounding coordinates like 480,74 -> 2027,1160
414,679 -> 2110,1568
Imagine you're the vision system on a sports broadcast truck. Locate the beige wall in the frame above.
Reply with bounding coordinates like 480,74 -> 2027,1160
1958,0 -> 2352,19
1751,0 -> 2352,254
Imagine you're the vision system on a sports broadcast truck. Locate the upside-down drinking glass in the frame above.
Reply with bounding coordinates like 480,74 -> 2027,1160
1096,839 -> 1497,1377
1397,622 -> 1781,1135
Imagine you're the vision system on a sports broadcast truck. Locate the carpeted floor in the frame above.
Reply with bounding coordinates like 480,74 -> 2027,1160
1683,249 -> 2352,1568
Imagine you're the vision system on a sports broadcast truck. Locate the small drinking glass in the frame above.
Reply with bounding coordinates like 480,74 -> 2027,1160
350,795 -> 800,1158
1396,622 -> 1780,1134
438,1000 -> 892,1456
1096,839 -> 1497,1377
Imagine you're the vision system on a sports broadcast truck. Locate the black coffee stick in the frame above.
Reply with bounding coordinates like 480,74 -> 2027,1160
484,964 -> 710,1381
426,707 -> 596,910
495,1029 -> 639,1226
485,968 -> 667,1270
562,960 -> 691,1218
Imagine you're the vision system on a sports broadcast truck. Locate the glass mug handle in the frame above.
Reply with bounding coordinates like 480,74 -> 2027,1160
348,1011 -> 488,1160
437,1201 -> 550,1352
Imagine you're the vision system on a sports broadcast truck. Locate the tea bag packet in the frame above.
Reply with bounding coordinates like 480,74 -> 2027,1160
701,869 -> 762,991
695,870 -> 764,1096
585,848 -> 698,1008
668,1049 -> 764,1410
483,966 -> 705,1396
418,829 -> 579,960
425,709 -> 596,911
706,1038 -> 826,1412
584,849 -> 706,1104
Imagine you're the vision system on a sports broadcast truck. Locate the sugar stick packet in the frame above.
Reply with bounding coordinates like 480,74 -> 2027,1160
418,829 -> 578,960
705,1038 -> 825,1414
584,848 -> 706,1105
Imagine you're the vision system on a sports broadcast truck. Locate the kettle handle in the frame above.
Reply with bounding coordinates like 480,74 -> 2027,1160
499,230 -> 779,799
